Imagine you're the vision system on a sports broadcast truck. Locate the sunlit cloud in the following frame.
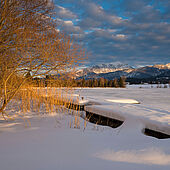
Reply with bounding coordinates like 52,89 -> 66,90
55,5 -> 77,19
94,148 -> 170,165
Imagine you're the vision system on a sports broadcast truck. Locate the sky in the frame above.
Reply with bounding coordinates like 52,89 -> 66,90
54,0 -> 170,67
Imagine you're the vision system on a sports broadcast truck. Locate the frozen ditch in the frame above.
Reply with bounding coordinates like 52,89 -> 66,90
64,93 -> 170,139
84,104 -> 170,139
36,88 -> 170,139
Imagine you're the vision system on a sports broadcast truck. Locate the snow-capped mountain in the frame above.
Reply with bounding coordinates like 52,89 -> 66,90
89,63 -> 133,74
76,63 -> 170,81
127,66 -> 167,79
76,63 -> 133,77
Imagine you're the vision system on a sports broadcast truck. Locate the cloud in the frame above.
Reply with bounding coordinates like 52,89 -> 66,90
122,0 -> 147,12
94,148 -> 170,165
55,5 -> 77,19
54,0 -> 170,66
55,19 -> 82,33
79,2 -> 125,29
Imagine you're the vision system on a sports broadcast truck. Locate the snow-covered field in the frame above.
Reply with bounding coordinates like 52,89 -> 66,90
0,87 -> 170,170
127,84 -> 170,88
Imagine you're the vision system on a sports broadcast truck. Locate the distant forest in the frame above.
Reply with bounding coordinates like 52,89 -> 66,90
31,76 -> 126,88
29,74 -> 170,88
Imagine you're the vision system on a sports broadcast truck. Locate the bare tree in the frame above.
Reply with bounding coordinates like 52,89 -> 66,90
0,0 -> 85,116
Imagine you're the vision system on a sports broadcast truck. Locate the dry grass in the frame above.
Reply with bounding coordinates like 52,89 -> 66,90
2,82 -> 83,128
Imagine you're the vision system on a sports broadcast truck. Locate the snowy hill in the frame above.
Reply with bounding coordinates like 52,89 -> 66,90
127,66 -> 167,79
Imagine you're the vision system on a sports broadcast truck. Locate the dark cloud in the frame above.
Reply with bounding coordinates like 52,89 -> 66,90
54,0 -> 170,66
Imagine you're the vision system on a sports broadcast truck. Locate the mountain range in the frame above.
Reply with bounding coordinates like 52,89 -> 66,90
75,63 -> 170,83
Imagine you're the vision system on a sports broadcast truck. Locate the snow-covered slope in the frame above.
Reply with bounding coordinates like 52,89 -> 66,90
0,88 -> 170,170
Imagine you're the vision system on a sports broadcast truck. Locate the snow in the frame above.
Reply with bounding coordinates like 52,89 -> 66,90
95,148 -> 170,165
96,148 -> 170,165
127,84 -> 170,88
0,87 -> 170,170
81,87 -> 170,135
85,104 -> 170,135
105,99 -> 140,104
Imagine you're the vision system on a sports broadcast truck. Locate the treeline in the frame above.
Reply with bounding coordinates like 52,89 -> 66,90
72,77 -> 126,88
31,76 -> 126,88
126,77 -> 170,84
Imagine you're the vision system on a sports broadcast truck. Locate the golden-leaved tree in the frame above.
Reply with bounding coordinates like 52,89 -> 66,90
0,0 -> 84,116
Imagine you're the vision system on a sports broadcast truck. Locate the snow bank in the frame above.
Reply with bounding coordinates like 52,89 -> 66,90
105,99 -> 140,104
85,104 -> 170,137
